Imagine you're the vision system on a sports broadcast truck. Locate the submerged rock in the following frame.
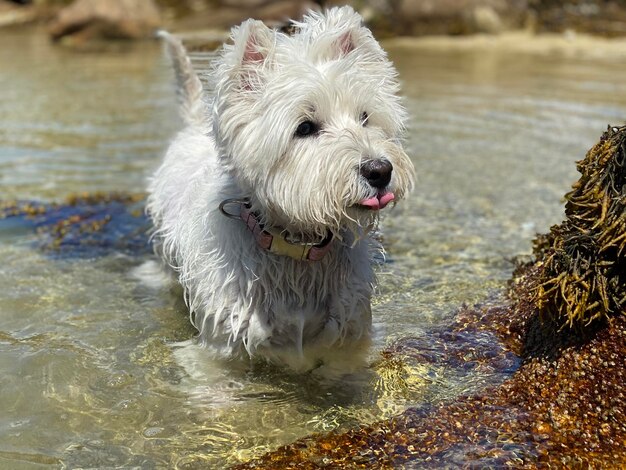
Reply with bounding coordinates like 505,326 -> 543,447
0,192 -> 151,257
234,127 -> 626,467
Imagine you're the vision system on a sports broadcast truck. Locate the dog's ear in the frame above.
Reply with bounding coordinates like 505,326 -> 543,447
327,25 -> 384,62
302,6 -> 385,61
334,30 -> 355,56
238,20 -> 274,65
225,19 -> 275,91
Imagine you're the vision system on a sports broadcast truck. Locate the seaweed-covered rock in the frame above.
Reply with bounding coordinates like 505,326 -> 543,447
531,126 -> 626,328
234,127 -> 626,468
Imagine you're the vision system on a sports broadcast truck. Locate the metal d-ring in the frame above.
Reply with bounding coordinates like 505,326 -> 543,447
218,198 -> 250,220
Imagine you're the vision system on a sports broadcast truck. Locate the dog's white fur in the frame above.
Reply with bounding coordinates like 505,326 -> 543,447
147,7 -> 414,371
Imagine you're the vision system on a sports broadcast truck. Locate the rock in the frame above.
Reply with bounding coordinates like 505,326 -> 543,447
220,0 -> 284,6
0,192 -> 151,257
395,0 -> 528,35
529,0 -> 626,36
48,0 -> 161,44
468,5 -> 504,33
324,0 -> 528,36
0,0 -> 47,28
168,0 -> 316,31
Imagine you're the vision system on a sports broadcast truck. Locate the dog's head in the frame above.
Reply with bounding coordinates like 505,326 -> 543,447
212,6 -> 415,240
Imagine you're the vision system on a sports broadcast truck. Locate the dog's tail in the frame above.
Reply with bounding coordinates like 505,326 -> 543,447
156,30 -> 206,127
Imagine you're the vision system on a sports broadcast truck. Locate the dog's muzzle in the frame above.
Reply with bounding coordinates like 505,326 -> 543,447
219,198 -> 334,261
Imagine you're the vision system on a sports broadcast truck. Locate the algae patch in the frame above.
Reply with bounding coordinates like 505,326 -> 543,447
0,191 -> 150,257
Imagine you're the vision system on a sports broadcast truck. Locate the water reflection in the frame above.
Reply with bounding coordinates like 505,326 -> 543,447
1,29 -> 626,467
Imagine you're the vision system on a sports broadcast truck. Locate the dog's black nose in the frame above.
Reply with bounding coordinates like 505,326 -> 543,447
360,159 -> 393,188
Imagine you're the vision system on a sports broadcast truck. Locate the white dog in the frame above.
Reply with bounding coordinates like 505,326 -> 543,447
147,7 -> 414,372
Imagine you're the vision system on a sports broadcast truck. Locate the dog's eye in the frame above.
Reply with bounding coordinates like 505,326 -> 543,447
361,112 -> 369,126
295,120 -> 319,137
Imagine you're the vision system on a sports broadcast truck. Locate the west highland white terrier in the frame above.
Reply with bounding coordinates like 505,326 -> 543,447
148,6 -> 415,372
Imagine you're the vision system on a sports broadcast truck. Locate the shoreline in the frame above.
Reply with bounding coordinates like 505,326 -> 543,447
383,31 -> 626,59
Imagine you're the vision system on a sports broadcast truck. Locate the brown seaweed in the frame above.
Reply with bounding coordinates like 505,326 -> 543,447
531,126 -> 626,328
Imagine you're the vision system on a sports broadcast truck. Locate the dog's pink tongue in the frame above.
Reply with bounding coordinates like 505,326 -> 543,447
379,192 -> 395,208
360,192 -> 395,210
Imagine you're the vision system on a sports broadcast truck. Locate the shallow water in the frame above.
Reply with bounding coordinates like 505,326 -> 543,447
1,29 -> 626,468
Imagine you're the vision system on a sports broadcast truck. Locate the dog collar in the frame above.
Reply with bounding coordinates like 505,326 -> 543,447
219,198 -> 334,261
